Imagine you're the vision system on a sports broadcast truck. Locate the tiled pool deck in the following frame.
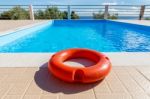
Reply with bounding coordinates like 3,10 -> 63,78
0,20 -> 150,99
0,20 -> 48,34
0,67 -> 150,99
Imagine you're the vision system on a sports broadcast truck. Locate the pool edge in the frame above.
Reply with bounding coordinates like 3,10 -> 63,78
0,52 -> 150,67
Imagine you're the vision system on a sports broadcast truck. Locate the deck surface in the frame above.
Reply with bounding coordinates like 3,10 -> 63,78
0,67 -> 150,99
0,20 -> 48,34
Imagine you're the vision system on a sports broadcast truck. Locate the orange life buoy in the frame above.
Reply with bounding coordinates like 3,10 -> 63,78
48,48 -> 111,83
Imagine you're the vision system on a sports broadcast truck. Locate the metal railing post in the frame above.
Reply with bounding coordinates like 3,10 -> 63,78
104,5 -> 109,19
29,5 -> 34,20
139,5 -> 145,20
67,5 -> 71,19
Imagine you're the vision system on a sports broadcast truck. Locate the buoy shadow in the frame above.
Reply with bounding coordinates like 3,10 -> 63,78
34,62 -> 103,94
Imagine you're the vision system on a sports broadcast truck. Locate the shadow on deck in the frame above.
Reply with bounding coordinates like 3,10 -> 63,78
34,62 -> 101,94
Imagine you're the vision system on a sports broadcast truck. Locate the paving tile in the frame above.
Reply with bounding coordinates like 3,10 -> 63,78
7,84 -> 28,95
42,91 -> 60,96
94,80 -> 111,94
23,95 -> 41,99
13,68 -> 27,74
0,67 -> 150,99
105,70 -> 127,93
95,93 -> 132,99
126,67 -> 150,93
112,66 -> 126,70
136,67 -> 150,74
148,93 -> 150,97
1,77 -> 18,84
3,95 -> 21,99
24,68 -> 39,77
144,74 -> 150,81
43,88 -> 94,95
114,68 -> 145,93
40,95 -> 58,99
136,67 -> 150,81
0,68 -> 34,85
131,93 -> 150,99
0,20 -> 45,33
0,84 -> 12,98
25,81 -> 42,95
3,75 -> 32,85
0,74 -> 8,83
59,94 -> 95,99
0,68 -> 15,74
59,89 -> 94,95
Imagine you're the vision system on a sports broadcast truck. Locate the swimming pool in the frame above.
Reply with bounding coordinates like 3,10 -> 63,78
0,20 -> 150,52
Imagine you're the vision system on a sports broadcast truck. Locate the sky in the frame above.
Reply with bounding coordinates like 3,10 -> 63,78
0,0 -> 150,5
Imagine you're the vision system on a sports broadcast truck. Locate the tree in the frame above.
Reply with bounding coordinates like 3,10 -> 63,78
61,11 -> 68,19
93,11 -> 118,19
108,13 -> 118,19
0,6 -> 29,20
34,10 -> 45,19
71,11 -> 79,19
0,6 -> 80,20
34,8 -> 80,19
145,17 -> 150,20
0,11 -> 11,19
93,12 -> 104,19
60,11 -> 80,19
44,7 -> 63,19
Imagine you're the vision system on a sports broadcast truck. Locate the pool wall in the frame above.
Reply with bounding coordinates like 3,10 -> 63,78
0,20 -> 53,46
107,20 -> 150,32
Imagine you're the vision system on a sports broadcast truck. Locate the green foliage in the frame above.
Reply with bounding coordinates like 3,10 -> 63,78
145,17 -> 150,20
71,11 -> 79,19
93,11 -> 118,19
0,6 -> 79,20
34,10 -> 45,19
108,13 -> 118,19
44,7 -> 63,19
0,6 -> 29,20
0,11 -> 11,19
93,12 -> 104,19
34,7 -> 79,19
61,11 -> 68,19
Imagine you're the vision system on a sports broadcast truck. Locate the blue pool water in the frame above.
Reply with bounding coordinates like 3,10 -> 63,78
0,20 -> 150,52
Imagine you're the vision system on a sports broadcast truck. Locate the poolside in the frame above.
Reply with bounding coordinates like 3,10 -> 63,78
0,20 -> 48,35
0,20 -> 150,99
0,67 -> 150,99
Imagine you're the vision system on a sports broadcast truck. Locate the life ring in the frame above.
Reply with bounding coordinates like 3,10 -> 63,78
48,48 -> 111,83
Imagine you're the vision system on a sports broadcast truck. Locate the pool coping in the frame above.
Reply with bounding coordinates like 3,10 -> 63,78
0,52 -> 150,67
113,20 -> 150,26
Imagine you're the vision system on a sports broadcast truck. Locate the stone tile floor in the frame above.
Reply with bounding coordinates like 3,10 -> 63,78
0,66 -> 150,99
0,20 -> 47,34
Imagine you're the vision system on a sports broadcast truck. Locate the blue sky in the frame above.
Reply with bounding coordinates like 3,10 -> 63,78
0,0 -> 150,5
